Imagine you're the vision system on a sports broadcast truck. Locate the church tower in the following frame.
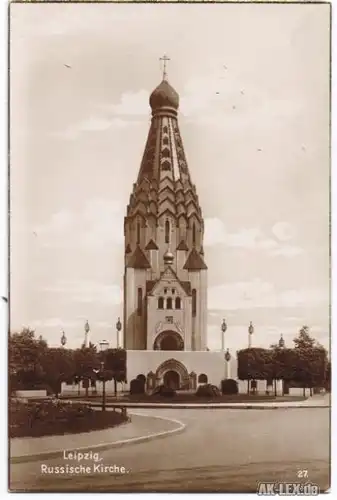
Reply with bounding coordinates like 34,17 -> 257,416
123,62 -> 208,353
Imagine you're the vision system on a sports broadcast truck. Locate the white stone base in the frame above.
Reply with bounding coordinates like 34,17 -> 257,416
60,351 -> 286,396
126,350 -> 227,390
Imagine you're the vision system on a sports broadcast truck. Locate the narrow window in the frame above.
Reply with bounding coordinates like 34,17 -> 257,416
172,288 -> 176,295
164,288 -> 168,294
192,289 -> 197,317
158,297 -> 164,309
137,288 -> 142,316
166,297 -> 173,310
136,221 -> 141,245
192,222 -> 196,246
175,297 -> 181,310
165,220 -> 170,244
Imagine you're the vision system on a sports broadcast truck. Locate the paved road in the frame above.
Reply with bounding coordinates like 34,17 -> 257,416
10,408 -> 330,493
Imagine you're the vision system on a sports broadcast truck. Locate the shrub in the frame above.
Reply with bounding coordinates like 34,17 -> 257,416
9,399 -> 126,438
221,379 -> 239,395
198,373 -> 208,384
195,384 -> 221,398
151,384 -> 176,398
130,378 -> 145,395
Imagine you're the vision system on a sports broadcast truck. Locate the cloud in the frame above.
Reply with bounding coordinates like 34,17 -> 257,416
180,73 -> 304,131
208,279 -> 328,311
204,217 -> 303,257
42,280 -> 123,306
272,221 -> 295,241
60,116 -> 142,140
35,210 -> 74,238
107,90 -> 150,117
270,245 -> 303,257
34,199 -> 124,250
31,318 -> 84,329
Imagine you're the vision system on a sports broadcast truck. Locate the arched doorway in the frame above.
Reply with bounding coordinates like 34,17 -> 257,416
163,370 -> 180,389
156,358 -> 189,389
153,330 -> 184,351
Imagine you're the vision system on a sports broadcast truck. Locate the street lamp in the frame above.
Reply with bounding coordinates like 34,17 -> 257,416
221,318 -> 227,352
61,330 -> 67,347
248,321 -> 254,348
224,348 -> 231,379
116,317 -> 122,348
99,340 -> 109,411
84,320 -> 90,348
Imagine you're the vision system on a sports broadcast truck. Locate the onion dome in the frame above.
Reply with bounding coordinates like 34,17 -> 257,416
163,249 -> 174,265
149,79 -> 179,112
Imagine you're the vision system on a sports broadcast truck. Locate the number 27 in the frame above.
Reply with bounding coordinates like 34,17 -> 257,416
297,470 -> 308,478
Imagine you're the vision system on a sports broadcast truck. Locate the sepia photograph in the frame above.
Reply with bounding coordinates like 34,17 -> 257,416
8,1 -> 331,493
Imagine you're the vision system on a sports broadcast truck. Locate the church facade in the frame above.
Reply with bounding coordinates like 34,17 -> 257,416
123,73 -> 226,391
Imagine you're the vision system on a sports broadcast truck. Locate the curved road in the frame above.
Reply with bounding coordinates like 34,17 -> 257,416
10,408 -> 330,493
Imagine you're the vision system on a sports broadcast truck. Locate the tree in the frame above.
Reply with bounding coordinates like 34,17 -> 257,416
292,326 -> 327,395
40,348 -> 75,397
73,346 -> 99,397
103,348 -> 127,396
237,348 -> 274,394
293,326 -> 316,349
9,328 -> 48,393
325,361 -> 331,392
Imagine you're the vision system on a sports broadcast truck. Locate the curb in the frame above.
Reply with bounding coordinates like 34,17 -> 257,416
83,401 -> 329,410
10,412 -> 186,465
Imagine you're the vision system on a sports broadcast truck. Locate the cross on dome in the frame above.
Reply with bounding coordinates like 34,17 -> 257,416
159,54 -> 170,81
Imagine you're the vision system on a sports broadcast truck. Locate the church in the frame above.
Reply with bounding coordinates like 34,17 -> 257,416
123,63 -> 228,391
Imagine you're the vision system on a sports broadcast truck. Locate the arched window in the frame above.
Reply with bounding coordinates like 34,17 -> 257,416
137,288 -> 142,316
175,297 -> 181,310
166,297 -> 173,310
136,221 -> 141,245
163,136 -> 169,145
162,160 -> 171,171
192,222 -> 196,246
162,148 -> 170,158
158,297 -> 164,309
192,289 -> 197,317
163,126 -> 168,134
165,220 -> 170,244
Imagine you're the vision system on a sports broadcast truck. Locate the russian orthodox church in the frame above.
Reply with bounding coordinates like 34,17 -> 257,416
124,66 -> 226,391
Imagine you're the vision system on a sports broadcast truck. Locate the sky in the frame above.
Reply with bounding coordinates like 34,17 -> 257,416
9,2 -> 330,352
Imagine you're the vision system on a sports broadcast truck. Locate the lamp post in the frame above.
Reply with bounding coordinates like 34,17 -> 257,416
221,318 -> 227,352
278,334 -> 285,395
84,320 -> 90,348
248,321 -> 254,348
224,348 -> 231,379
61,330 -> 67,347
99,340 -> 109,411
116,317 -> 122,348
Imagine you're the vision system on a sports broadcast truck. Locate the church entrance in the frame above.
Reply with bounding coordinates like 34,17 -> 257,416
163,370 -> 180,390
153,330 -> 184,351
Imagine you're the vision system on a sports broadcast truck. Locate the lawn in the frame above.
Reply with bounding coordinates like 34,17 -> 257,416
9,398 -> 129,438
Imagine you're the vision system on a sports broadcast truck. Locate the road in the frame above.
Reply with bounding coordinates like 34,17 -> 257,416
10,407 -> 330,493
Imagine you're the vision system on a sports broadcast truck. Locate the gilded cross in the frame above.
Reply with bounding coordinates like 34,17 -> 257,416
160,54 -> 170,80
